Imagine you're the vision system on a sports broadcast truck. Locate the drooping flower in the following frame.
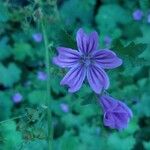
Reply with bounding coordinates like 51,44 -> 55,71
60,103 -> 69,113
12,92 -> 23,103
99,94 -> 133,130
53,28 -> 122,93
132,9 -> 143,21
37,71 -> 47,81
32,33 -> 43,43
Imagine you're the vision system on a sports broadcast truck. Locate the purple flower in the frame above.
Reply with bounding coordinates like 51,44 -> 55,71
132,9 -> 143,21
12,92 -> 23,103
147,14 -> 150,23
60,103 -> 69,113
99,95 -> 133,130
37,71 -> 47,81
32,33 -> 43,43
53,28 -> 122,93
104,35 -> 112,47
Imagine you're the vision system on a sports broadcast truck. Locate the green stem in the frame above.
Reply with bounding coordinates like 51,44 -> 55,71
41,20 -> 53,150
0,115 -> 26,124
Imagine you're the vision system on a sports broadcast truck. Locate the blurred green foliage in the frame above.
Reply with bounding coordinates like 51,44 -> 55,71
0,0 -> 150,150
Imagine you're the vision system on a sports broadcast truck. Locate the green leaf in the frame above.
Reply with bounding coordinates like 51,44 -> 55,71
0,121 -> 23,150
0,92 -> 13,121
139,0 -> 150,10
113,41 -> 146,57
122,22 -> 142,40
134,93 -> 150,117
50,73 -> 66,94
125,118 -> 139,134
143,141 -> 150,150
0,3 -> 9,22
136,25 -> 150,62
55,27 -> 76,48
139,45 -> 150,61
12,42 -> 33,61
107,133 -> 135,150
136,25 -> 150,44
61,135 -> 80,150
0,63 -> 21,87
23,140 -> 47,150
28,90 -> 46,105
112,41 -> 147,75
80,104 -> 99,118
111,84 -> 139,100
79,125 -> 101,150
0,37 -> 12,61
60,0 -> 96,24
96,4 -> 131,37
61,114 -> 83,128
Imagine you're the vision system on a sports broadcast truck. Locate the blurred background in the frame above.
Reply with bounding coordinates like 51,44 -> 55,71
0,0 -> 150,149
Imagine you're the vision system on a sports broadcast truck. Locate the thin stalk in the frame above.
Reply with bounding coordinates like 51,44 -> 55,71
41,20 -> 53,150
0,115 -> 26,124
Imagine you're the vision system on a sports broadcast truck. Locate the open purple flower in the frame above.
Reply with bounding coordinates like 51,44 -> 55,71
132,9 -> 143,21
60,103 -> 69,113
53,28 -> 122,93
37,71 -> 47,81
12,92 -> 23,104
32,33 -> 43,43
99,94 -> 133,130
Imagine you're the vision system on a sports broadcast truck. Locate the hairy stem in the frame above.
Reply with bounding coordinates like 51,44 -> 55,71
41,20 -> 53,150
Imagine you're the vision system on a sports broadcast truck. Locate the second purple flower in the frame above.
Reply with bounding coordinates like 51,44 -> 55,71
53,28 -> 122,93
99,94 -> 133,130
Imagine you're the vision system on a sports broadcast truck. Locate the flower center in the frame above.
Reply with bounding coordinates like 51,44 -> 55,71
81,55 -> 93,67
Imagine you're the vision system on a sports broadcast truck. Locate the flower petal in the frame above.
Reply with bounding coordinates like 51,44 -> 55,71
113,113 -> 129,129
76,28 -> 99,54
104,112 -> 115,129
100,95 -> 133,118
60,64 -> 86,92
117,102 -> 133,118
87,65 -> 110,93
93,49 -> 122,69
53,47 -> 81,68
100,95 -> 118,111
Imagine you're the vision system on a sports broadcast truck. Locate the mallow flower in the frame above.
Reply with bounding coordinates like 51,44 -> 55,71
99,94 -> 133,130
147,13 -> 150,23
53,28 -> 122,93
12,92 -> 23,103
32,33 -> 43,43
132,9 -> 143,21
37,71 -> 47,81
60,103 -> 69,113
